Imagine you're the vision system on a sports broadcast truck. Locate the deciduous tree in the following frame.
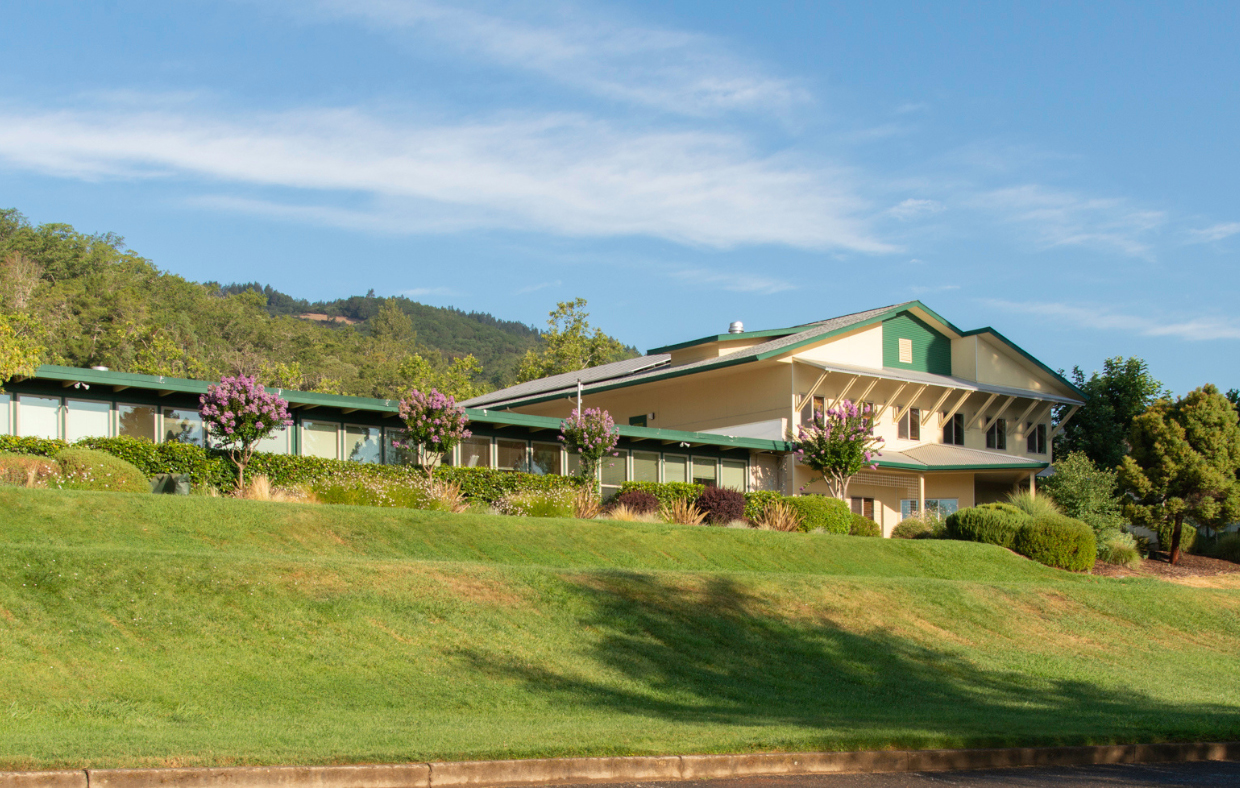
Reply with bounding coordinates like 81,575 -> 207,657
1055,357 -> 1167,468
517,298 -> 627,382
791,400 -> 883,500
1118,385 -> 1240,564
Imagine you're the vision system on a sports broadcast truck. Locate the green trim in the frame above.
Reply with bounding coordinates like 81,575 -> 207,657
875,459 -> 1049,472
647,327 -> 807,355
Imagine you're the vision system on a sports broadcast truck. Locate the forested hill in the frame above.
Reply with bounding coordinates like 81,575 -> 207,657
0,208 -> 620,396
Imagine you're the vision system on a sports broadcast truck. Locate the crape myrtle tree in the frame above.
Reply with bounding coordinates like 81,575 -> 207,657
397,388 -> 471,477
791,399 -> 883,499
199,375 -> 293,490
559,407 -> 619,497
1119,385 -> 1240,564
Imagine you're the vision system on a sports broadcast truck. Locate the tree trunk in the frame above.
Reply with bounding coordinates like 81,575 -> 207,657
1169,514 -> 1183,565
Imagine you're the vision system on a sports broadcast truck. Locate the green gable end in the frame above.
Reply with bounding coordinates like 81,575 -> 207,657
882,313 -> 952,375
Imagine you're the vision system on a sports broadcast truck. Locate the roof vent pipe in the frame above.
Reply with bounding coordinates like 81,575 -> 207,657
91,366 -> 109,372
728,321 -> 744,334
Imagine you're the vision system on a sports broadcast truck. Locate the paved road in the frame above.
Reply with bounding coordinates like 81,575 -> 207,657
556,761 -> 1240,787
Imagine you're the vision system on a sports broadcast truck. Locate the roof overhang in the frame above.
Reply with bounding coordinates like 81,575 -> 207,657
873,444 -> 1049,472
793,358 -> 1084,406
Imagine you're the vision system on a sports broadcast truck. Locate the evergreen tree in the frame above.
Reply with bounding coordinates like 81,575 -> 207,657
1055,357 -> 1167,468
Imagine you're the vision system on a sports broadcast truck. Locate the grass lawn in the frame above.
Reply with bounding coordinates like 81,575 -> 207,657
1,487 -> 1239,769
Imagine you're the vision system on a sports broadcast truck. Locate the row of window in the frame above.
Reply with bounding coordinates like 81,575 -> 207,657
983,418 -> 1047,454
900,498 -> 960,519
892,406 -> 1047,455
0,394 -> 750,490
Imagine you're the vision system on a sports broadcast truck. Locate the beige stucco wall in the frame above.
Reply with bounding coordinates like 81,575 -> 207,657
792,466 -> 978,537
792,324 -> 883,369
512,361 -> 794,434
667,337 -> 769,366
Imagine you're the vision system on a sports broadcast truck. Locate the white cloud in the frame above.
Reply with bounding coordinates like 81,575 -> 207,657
978,185 -> 1165,258
984,299 -> 1240,341
299,0 -> 807,116
1186,222 -> 1240,244
888,198 -> 945,220
515,280 -> 562,295
669,267 -> 794,295
0,103 -> 893,251
401,286 -> 455,297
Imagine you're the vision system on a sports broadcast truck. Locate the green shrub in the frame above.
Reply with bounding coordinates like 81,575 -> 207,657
1151,520 -> 1197,555
496,488 -> 576,518
313,475 -> 432,509
77,436 -> 232,490
54,448 -> 149,493
617,481 -> 704,509
786,495 -> 851,534
696,486 -> 746,525
743,490 -> 784,521
891,518 -> 930,539
1013,516 -> 1097,572
1097,531 -> 1142,569
0,435 -> 68,457
1006,490 -> 1063,519
848,513 -> 881,537
945,506 -> 1030,549
610,489 -> 659,515
0,453 -> 61,487
1212,533 -> 1240,564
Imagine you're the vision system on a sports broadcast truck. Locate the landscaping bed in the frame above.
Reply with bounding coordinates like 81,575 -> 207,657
1092,552 -> 1240,580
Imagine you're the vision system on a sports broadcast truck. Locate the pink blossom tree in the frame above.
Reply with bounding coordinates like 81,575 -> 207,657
559,407 -> 619,495
791,399 -> 884,499
398,388 -> 471,476
199,375 -> 293,490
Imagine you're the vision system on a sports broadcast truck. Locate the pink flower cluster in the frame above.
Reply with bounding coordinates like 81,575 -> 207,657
398,388 -> 471,456
791,399 -> 884,495
558,407 -> 619,459
199,375 -> 292,448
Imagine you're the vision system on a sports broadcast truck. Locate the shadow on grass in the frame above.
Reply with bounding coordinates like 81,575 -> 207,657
462,574 -> 1240,749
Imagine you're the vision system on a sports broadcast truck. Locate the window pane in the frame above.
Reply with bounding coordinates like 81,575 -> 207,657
663,454 -> 688,483
66,399 -> 111,443
692,457 -> 717,486
600,451 -> 627,487
162,408 -> 203,446
566,451 -> 581,476
18,395 -> 60,439
344,425 -> 382,463
0,394 -> 9,435
632,451 -> 659,483
909,408 -> 920,441
302,420 -> 339,460
117,404 -> 157,443
256,425 -> 290,455
460,436 -> 492,468
900,499 -> 919,519
929,498 -> 959,516
720,458 -> 746,491
384,428 -> 416,466
496,439 -> 528,471
531,442 -> 562,475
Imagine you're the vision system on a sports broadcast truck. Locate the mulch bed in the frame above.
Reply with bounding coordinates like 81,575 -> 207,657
1092,551 -> 1240,579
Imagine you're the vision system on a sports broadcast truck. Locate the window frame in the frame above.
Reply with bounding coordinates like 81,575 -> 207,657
942,412 -> 964,446
65,398 -> 113,443
985,417 -> 1007,450
897,406 -> 921,441
1026,422 -> 1047,455
301,419 -> 342,460
16,394 -> 63,440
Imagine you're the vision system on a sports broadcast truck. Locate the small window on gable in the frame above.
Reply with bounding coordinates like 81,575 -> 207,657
898,337 -> 913,364
986,418 -> 1007,450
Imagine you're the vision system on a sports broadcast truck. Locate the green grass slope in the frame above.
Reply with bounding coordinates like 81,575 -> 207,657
2,488 -> 1239,769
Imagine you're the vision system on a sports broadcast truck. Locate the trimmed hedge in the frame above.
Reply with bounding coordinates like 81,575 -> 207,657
55,448 -> 149,493
617,481 -> 704,508
945,506 -> 1029,549
786,495 -> 852,534
1013,516 -> 1097,572
1,434 -> 582,502
743,490 -> 783,521
849,513 -> 882,537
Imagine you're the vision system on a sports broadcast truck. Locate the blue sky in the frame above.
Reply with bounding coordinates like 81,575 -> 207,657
1,1 -> 1237,394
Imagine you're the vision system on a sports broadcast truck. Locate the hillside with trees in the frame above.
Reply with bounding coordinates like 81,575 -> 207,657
0,209 -> 634,398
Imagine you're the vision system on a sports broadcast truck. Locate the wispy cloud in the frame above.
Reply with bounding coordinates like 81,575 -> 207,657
669,267 -> 794,295
888,198 -> 945,220
0,102 -> 893,251
984,299 -> 1240,341
299,0 -> 806,116
977,185 -> 1165,257
1186,222 -> 1240,244
515,279 -> 562,295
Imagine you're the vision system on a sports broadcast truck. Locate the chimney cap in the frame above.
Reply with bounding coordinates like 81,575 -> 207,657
728,321 -> 744,334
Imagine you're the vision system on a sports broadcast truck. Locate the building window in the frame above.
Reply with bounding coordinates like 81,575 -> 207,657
897,407 -> 920,441
17,395 -> 61,439
0,393 -> 10,436
900,498 -> 959,520
1027,423 -> 1047,455
496,439 -> 529,471
66,399 -> 112,443
692,456 -> 717,487
256,425 -> 291,456
628,414 -> 647,427
383,428 -> 415,465
601,450 -> 628,499
163,408 -> 204,446
942,412 -> 964,445
632,450 -> 659,483
302,420 -> 340,460
663,454 -> 689,483
344,425 -> 383,463
531,441 -> 562,475
850,497 -> 874,519
459,436 -> 492,468
117,403 -> 157,443
720,458 -> 747,492
985,418 -> 1007,450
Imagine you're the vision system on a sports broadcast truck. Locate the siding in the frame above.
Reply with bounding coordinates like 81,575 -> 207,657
882,313 -> 952,375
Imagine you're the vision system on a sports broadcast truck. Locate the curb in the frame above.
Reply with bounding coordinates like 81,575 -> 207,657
6,742 -> 1238,788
